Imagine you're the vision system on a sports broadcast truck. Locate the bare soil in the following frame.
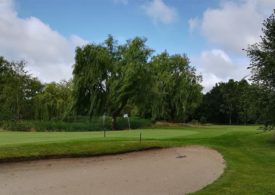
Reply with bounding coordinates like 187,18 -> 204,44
0,146 -> 225,195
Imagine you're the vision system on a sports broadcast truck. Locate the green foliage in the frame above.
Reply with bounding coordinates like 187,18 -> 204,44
0,35 -> 203,129
116,117 -> 152,129
0,57 -> 43,120
34,81 -> 72,120
149,52 -> 203,122
246,10 -> 275,126
72,36 -> 153,129
0,117 -> 152,132
196,79 -> 262,124
246,10 -> 275,90
0,121 -> 33,132
72,36 -> 202,128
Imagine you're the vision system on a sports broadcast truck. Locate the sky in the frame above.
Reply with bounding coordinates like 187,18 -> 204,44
0,0 -> 275,92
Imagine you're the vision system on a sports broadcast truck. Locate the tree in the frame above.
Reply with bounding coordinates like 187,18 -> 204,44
220,79 -> 239,125
150,52 -> 202,122
196,79 -> 261,125
72,36 -> 153,129
34,81 -> 72,120
0,57 -> 43,120
0,57 -> 13,120
246,10 -> 275,127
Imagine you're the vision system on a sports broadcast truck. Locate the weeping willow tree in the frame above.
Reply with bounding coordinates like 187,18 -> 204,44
34,81 -> 72,120
72,35 -> 153,129
150,52 -> 202,122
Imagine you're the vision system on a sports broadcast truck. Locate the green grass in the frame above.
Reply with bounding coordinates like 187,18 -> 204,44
0,125 -> 275,194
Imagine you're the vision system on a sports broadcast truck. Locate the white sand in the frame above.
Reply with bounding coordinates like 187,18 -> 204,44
0,146 -> 225,195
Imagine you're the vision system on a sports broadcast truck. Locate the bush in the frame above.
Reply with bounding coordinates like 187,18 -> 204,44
200,116 -> 207,124
0,121 -> 32,131
190,119 -> 199,125
0,117 -> 152,132
116,117 -> 152,130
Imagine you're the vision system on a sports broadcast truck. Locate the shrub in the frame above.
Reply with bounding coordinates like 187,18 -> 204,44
0,117 -> 152,132
200,116 -> 207,124
0,121 -> 32,131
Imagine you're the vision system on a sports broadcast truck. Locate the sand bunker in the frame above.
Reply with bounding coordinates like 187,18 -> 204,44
0,146 -> 225,195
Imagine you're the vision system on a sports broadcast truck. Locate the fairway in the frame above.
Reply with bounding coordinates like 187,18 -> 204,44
1,125 -> 275,194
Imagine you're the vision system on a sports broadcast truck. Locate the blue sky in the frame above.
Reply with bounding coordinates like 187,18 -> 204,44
0,0 -> 274,91
16,0 -> 214,55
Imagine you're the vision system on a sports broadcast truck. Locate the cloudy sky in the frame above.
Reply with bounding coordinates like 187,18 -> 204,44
1,0 -> 274,92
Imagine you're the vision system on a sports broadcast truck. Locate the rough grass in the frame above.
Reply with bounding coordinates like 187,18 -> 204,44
0,125 -> 275,194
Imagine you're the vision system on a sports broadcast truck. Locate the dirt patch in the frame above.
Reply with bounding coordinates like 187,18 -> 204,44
0,146 -> 225,195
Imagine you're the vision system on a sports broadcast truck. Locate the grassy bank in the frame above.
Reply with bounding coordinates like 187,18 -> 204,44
0,125 -> 274,194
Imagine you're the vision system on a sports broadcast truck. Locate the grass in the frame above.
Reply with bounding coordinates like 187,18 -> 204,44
0,125 -> 275,194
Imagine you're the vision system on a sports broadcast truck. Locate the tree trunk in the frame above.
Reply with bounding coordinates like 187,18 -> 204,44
112,115 -> 117,130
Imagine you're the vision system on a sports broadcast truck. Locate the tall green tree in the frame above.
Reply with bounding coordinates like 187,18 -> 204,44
34,81 -> 72,120
220,79 -> 239,125
72,36 -> 153,129
196,83 -> 226,124
150,52 -> 202,122
246,9 -> 275,127
0,57 -> 13,120
0,57 -> 43,120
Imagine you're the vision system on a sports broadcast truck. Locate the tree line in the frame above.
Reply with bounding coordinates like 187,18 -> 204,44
72,36 -> 202,129
0,10 -> 274,129
196,10 -> 275,128
0,36 -> 202,129
195,79 -> 266,125
0,57 -> 72,121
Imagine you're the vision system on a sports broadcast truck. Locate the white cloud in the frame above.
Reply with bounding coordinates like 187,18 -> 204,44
188,17 -> 199,33
199,49 -> 233,79
188,0 -> 275,92
196,0 -> 275,53
200,73 -> 221,93
0,0 -> 88,83
192,49 -> 249,92
70,35 -> 89,48
142,0 -> 177,24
